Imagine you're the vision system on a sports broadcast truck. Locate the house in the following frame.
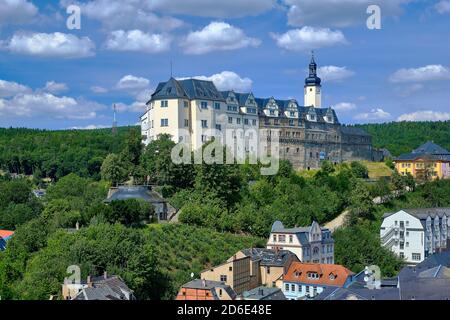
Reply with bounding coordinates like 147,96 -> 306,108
176,279 -> 237,300
140,54 -> 376,170
380,208 -> 450,264
317,251 -> 450,300
62,272 -> 135,300
105,185 -> 175,221
282,262 -> 354,300
266,221 -> 334,264
200,248 -> 297,294
200,252 -> 252,294
394,141 -> 450,180
239,286 -> 286,300
239,248 -> 298,289
0,230 -> 14,251
32,189 -> 46,198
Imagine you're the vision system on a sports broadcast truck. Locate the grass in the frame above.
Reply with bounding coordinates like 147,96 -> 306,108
361,161 -> 393,179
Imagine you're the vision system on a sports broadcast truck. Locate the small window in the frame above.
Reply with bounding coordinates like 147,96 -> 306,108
184,101 -> 189,108
220,275 -> 227,282
244,119 -> 249,125
285,284 -> 289,291
214,102 -> 221,110
201,101 -> 208,109
161,100 -> 168,108
184,119 -> 189,127
160,119 -> 168,127
228,266 -> 232,272
228,117 -> 233,124
201,120 -> 208,128
252,119 -> 257,126
237,118 -> 241,125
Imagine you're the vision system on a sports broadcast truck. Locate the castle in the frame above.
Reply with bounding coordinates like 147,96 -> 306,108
140,55 -> 379,170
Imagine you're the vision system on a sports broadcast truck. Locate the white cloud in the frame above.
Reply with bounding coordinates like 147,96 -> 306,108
149,0 -> 276,18
331,102 -> 356,112
90,86 -> 108,94
3,32 -> 95,58
0,0 -> 38,26
43,81 -> 68,94
284,0 -> 411,28
317,66 -> 354,82
396,83 -> 424,97
0,93 -> 105,120
70,124 -> 109,130
105,30 -> 171,53
390,65 -> 450,83
116,75 -> 150,92
270,27 -> 347,52
435,1 -> 450,14
181,22 -> 261,55
397,110 -> 450,122
179,71 -> 253,92
60,0 -> 183,32
0,79 -> 31,98
355,108 -> 391,121
115,101 -> 147,113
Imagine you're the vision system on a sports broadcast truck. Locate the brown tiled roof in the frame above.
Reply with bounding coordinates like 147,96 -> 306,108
284,262 -> 354,287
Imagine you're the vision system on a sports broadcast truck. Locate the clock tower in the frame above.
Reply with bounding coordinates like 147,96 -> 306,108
304,52 -> 322,108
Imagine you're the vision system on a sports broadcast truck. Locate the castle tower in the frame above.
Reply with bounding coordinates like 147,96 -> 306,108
304,52 -> 322,108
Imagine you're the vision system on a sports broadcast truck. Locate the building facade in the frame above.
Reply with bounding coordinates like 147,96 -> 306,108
394,141 -> 450,180
282,262 -> 354,300
380,208 -> 450,264
176,279 -> 237,300
140,55 -> 375,170
266,221 -> 335,264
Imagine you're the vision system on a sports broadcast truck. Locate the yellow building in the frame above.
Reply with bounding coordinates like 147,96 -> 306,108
394,141 -> 450,180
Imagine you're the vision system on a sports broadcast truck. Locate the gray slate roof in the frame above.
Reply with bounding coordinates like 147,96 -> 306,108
151,78 -> 224,101
105,186 -> 166,204
396,141 -> 450,161
382,207 -> 450,220
241,286 -> 286,300
182,279 -> 237,300
240,248 -> 297,267
74,276 -> 134,300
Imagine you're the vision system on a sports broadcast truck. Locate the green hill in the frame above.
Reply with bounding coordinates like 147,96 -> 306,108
354,121 -> 450,156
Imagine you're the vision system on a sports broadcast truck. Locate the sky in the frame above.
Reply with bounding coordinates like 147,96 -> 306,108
0,0 -> 450,130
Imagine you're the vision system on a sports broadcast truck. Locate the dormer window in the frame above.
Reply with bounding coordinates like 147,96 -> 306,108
270,110 -> 275,116
307,272 -> 319,280
329,273 -> 336,280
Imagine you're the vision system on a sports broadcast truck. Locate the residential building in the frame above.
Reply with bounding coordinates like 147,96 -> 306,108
140,55 -> 376,170
394,141 -> 450,180
239,286 -> 286,300
0,230 -> 14,251
201,248 -> 297,293
282,262 -> 354,300
317,251 -> 450,300
380,208 -> 450,264
62,273 -> 135,300
239,248 -> 298,289
200,253 -> 251,294
266,221 -> 334,264
176,279 -> 237,300
105,185 -> 176,221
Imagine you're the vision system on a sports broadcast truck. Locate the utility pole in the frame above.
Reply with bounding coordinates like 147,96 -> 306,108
112,104 -> 118,135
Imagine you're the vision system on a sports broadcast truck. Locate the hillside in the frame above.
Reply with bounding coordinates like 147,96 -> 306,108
0,126 -> 138,180
354,121 -> 450,156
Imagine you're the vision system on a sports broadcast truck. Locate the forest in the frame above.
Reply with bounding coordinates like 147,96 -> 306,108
1,124 -> 450,299
354,120 -> 450,156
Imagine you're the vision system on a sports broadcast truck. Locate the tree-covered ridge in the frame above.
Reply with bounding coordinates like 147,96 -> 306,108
354,121 -> 450,156
0,126 -> 138,181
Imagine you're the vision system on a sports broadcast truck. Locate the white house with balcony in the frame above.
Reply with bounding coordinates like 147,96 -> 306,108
380,208 -> 450,264
267,221 -> 334,264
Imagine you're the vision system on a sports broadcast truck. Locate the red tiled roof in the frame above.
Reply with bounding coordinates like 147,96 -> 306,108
284,262 -> 354,287
0,230 -> 14,239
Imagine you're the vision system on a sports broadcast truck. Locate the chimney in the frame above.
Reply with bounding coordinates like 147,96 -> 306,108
104,271 -> 108,280
258,288 -> 264,296
202,279 -> 206,287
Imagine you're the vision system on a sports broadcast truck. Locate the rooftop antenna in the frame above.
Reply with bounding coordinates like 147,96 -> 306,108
170,60 -> 173,78
112,104 -> 118,135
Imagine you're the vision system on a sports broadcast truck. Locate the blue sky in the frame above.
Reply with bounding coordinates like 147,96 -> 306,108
1,0 -> 450,129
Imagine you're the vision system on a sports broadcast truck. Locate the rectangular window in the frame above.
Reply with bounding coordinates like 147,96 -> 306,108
289,119 -> 294,126
273,235 -> 277,242
412,253 -> 421,261
228,117 -> 233,124
252,119 -> 257,126
201,101 -> 208,109
227,105 -> 237,112
269,110 -> 275,116
267,267 -> 271,275
289,235 -> 293,243
285,284 -> 289,292
278,235 -> 286,243
184,101 -> 189,108
220,275 -> 227,282
215,124 -> 221,131
184,119 -> 189,127
161,100 -> 168,108
160,119 -> 168,127
244,119 -> 249,125
291,284 -> 295,292
214,102 -> 221,110
237,118 -> 241,125
201,120 -> 208,128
